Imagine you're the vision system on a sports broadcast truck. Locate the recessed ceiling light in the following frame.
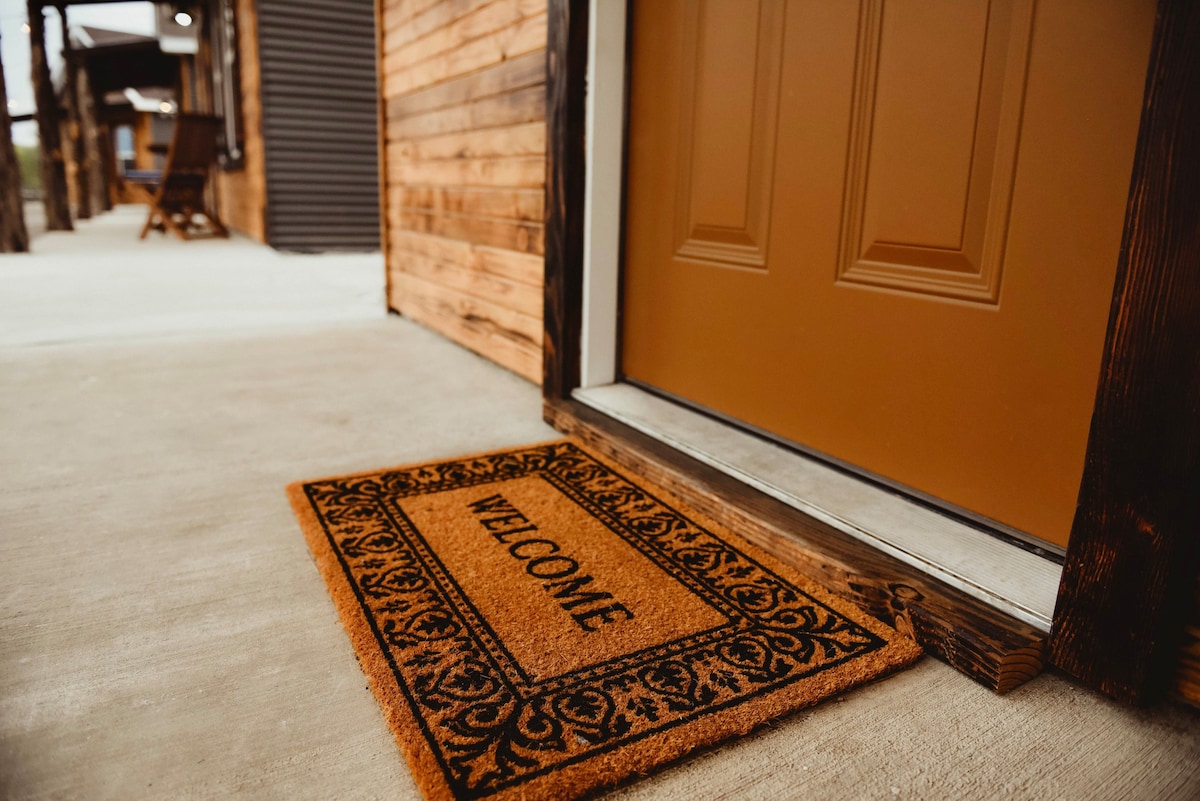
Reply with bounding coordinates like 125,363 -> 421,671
174,11 -> 193,27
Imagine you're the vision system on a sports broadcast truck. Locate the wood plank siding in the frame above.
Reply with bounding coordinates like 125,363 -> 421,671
379,0 -> 547,383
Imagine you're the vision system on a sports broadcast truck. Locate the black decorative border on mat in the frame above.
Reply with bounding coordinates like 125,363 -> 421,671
302,442 -> 887,799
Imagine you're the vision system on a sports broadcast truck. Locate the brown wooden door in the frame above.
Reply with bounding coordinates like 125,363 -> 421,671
621,0 -> 1156,548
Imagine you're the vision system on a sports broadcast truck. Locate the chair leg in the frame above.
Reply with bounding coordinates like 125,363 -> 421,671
139,208 -> 158,239
160,212 -> 189,241
204,210 -> 229,238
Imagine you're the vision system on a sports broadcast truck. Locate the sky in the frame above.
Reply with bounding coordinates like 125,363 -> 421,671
1,0 -> 155,145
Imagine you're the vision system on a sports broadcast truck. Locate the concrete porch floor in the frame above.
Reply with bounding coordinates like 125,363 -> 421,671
1,208 -> 1198,800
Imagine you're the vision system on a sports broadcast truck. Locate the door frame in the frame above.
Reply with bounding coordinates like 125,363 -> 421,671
544,0 -> 1200,704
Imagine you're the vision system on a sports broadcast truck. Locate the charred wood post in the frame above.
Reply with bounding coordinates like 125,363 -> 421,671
89,78 -> 116,211
27,0 -> 72,231
76,67 -> 107,213
0,29 -> 31,252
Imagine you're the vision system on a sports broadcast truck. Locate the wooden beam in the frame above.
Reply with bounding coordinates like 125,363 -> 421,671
1048,0 -> 1200,705
546,397 -> 1046,693
0,28 -> 31,252
27,0 -> 71,231
542,0 -> 588,400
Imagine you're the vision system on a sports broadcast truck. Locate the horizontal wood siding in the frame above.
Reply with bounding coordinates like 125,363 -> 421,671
380,0 -> 547,383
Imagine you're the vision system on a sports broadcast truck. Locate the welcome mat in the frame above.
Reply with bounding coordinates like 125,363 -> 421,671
288,440 -> 921,801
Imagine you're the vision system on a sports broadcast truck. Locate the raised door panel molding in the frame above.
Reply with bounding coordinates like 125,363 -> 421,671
838,0 -> 1035,303
674,0 -> 785,270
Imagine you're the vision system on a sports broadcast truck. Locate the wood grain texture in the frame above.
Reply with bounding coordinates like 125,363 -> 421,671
545,398 -> 1045,693
384,0 -> 478,43
85,72 -> 116,213
383,0 -> 544,76
393,209 -> 544,254
391,249 -> 542,317
386,152 -> 545,188
391,122 -> 545,162
385,50 -> 544,116
390,273 -> 543,382
391,229 -> 543,285
394,185 -> 543,221
541,0 -> 587,400
387,84 -> 545,140
1048,0 -> 1200,705
215,0 -> 266,243
381,0 -> 547,384
28,0 -> 72,231
59,13 -> 91,221
382,0 -> 446,30
76,68 -> 107,215
385,12 -> 546,98
1174,572 -> 1200,707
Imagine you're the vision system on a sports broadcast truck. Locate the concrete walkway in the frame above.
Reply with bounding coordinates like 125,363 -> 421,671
2,205 -> 384,347
1,207 -> 1198,800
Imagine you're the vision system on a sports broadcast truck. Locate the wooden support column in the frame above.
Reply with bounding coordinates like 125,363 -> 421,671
77,67 -> 107,214
0,29 -> 31,252
1048,0 -> 1200,705
27,0 -> 72,231
543,0 -> 589,399
58,4 -> 90,220
91,80 -> 117,211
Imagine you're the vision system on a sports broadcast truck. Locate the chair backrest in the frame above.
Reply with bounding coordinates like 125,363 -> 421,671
165,114 -> 222,176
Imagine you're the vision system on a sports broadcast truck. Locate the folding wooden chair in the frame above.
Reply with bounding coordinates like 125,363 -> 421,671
137,114 -> 229,240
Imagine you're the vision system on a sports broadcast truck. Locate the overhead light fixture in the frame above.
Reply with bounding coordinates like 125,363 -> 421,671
159,101 -> 173,113
21,22 -> 31,34
158,6 -> 200,53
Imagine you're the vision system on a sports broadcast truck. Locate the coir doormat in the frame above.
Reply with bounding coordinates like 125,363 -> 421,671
288,440 -> 921,801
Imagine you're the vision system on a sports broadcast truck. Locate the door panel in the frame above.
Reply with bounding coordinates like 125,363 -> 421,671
673,0 -> 785,269
621,0 -> 1156,547
840,0 -> 1032,300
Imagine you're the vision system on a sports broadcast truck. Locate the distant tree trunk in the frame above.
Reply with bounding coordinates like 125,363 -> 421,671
0,30 -> 31,252
28,0 -> 72,231
59,5 -> 90,220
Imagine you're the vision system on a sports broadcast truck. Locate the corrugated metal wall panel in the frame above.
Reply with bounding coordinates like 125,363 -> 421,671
256,0 -> 380,251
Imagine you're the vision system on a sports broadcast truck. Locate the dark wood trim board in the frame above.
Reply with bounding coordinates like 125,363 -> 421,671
543,0 -> 589,399
1048,0 -> 1200,705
